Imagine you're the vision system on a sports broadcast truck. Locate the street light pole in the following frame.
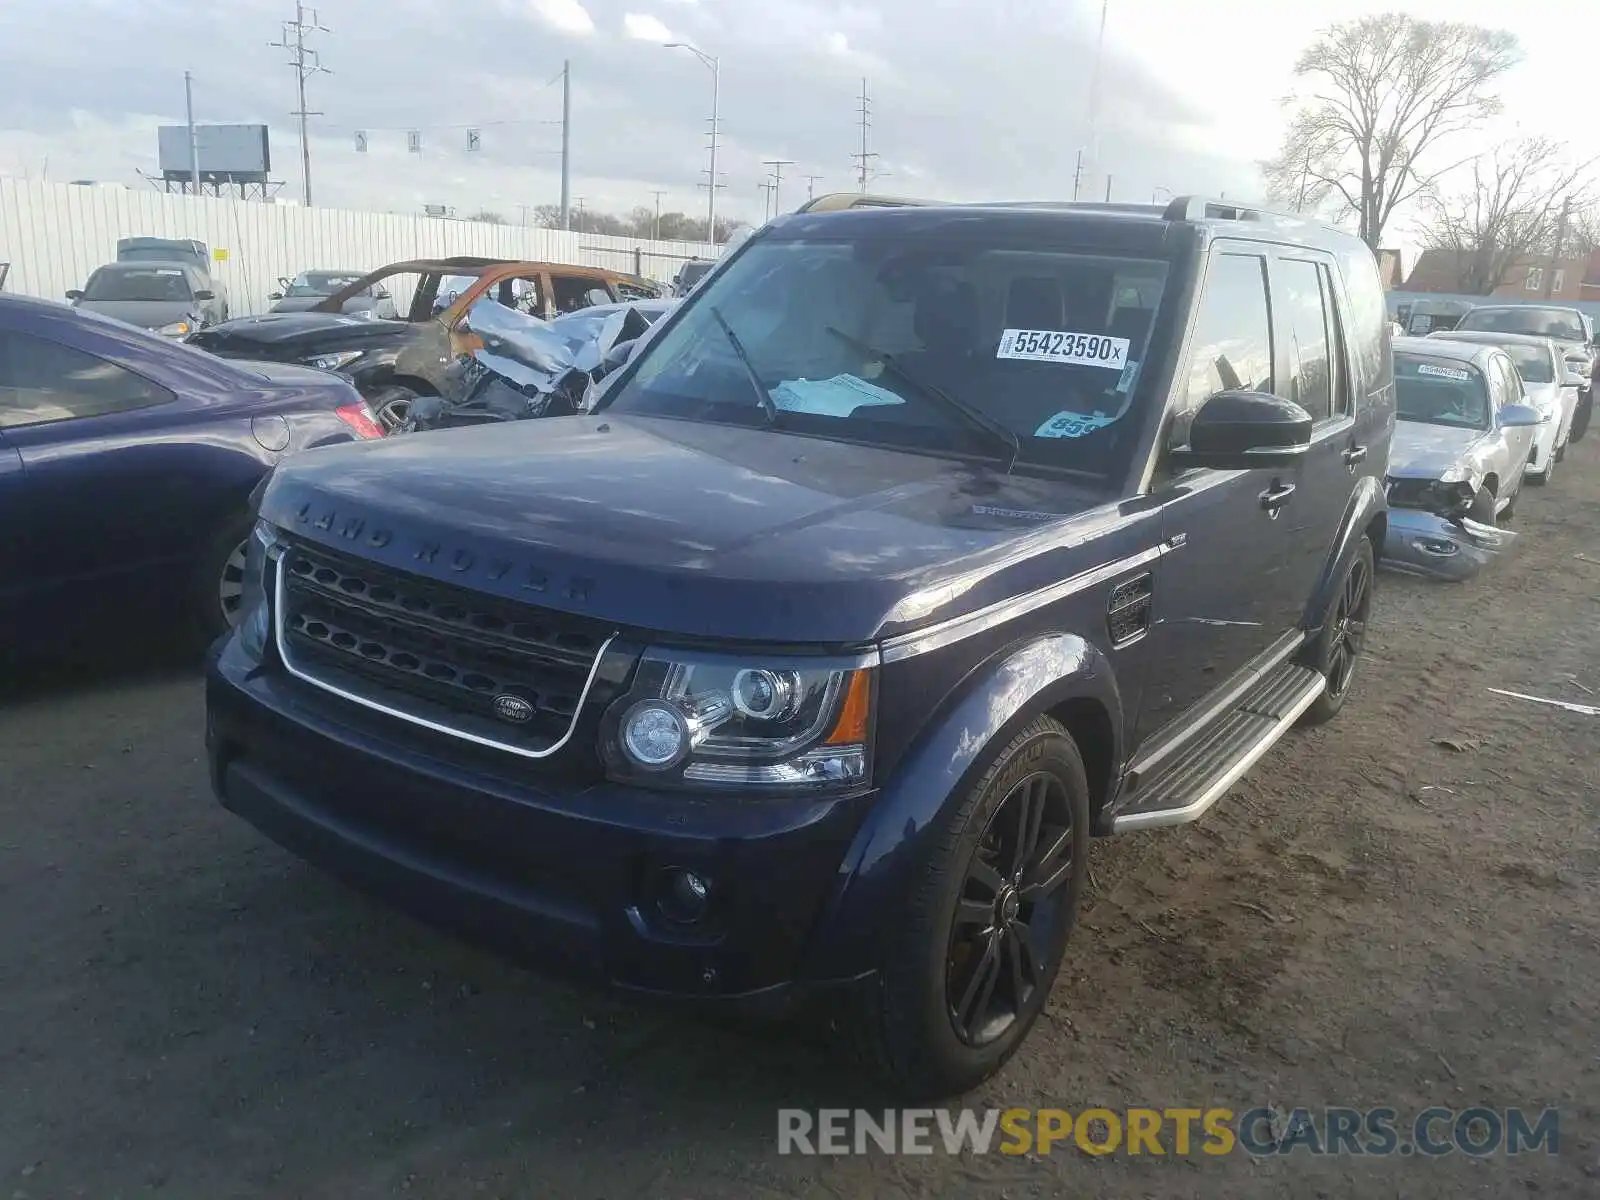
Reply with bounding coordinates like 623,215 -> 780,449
184,71 -> 201,192
666,43 -> 720,244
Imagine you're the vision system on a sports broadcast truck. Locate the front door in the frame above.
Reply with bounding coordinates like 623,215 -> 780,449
1131,246 -> 1299,749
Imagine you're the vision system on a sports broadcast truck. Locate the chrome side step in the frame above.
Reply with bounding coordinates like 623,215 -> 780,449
1111,662 -> 1325,833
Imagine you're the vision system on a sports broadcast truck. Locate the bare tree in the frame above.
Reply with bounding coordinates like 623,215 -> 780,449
1565,203 -> 1600,256
1263,14 -> 1520,248
1416,139 -> 1596,294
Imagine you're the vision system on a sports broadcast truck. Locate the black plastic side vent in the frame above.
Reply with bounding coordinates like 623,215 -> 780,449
1107,573 -> 1154,647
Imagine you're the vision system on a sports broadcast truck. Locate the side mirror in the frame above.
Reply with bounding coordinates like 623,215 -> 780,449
193,289 -> 215,301
1497,403 -> 1545,428
65,289 -> 84,300
1169,390 -> 1313,470
268,292 -> 284,301
375,287 -> 391,299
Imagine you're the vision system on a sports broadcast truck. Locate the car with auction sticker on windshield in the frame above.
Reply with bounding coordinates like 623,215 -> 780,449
206,195 -> 1393,1097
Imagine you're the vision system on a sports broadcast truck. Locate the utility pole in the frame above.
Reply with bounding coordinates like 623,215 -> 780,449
1072,150 -> 1083,202
184,71 -> 201,192
651,189 -> 666,240
759,179 -> 776,220
665,44 -> 721,243
804,173 -> 823,201
1085,0 -> 1109,204
1545,196 -> 1572,299
852,78 -> 882,192
559,60 -> 572,230
763,158 -> 794,214
1104,174 -> 1112,203
574,196 -> 586,231
270,3 -> 330,207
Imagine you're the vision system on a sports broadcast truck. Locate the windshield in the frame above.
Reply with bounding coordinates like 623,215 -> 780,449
1458,307 -> 1586,341
118,245 -> 201,267
84,267 -> 193,303
1499,342 -> 1554,383
1394,355 -> 1491,430
285,272 -> 363,297
604,235 -> 1169,478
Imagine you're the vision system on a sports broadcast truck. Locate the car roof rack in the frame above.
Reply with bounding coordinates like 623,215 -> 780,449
1161,196 -> 1266,223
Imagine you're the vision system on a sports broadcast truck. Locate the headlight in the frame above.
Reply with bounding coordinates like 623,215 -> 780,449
156,319 -> 195,338
600,649 -> 873,791
1430,479 -> 1476,516
304,350 -> 364,371
237,520 -> 283,661
1435,463 -> 1480,487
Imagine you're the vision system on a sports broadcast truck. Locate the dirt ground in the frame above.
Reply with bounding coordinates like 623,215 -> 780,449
3,444 -> 1598,1199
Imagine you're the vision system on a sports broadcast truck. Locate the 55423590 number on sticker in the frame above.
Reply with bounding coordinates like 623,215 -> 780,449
998,329 -> 1130,368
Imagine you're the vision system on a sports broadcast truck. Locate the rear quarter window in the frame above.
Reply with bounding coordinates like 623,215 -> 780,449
1334,243 -> 1388,394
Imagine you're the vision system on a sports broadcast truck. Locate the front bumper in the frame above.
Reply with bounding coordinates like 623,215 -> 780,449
1381,508 -> 1517,581
205,636 -> 880,1006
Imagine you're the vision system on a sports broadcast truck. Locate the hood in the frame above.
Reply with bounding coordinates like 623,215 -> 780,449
270,296 -> 378,314
258,416 -> 1127,644
188,310 -> 409,361
1388,420 -> 1486,479
74,299 -> 196,330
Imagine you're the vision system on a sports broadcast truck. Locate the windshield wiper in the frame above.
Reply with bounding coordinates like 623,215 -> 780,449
709,306 -> 778,425
824,325 -> 1020,472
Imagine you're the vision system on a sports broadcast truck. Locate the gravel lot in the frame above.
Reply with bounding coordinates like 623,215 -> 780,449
3,443 -> 1598,1199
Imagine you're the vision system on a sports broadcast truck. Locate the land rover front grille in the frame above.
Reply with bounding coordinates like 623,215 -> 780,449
275,540 -> 619,756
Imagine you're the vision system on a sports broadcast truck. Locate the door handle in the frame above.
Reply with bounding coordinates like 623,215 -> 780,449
1343,444 -> 1368,467
1259,482 -> 1296,515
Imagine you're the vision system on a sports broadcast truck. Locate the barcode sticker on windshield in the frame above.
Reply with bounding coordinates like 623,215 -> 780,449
1415,363 -> 1471,382
1035,410 -> 1115,439
998,329 -> 1130,368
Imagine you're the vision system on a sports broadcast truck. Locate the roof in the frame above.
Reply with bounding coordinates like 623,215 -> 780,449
770,194 -> 1365,258
1428,329 -> 1560,350
1393,335 -> 1497,365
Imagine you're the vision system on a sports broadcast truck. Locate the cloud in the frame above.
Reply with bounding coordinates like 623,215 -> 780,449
522,0 -> 595,36
622,12 -> 675,42
0,0 -> 1270,229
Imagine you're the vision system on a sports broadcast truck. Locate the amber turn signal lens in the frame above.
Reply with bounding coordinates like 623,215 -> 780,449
824,670 -> 872,745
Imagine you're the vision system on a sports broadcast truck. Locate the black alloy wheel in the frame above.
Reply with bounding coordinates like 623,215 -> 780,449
1324,547 -> 1371,703
862,716 -> 1090,1098
946,771 -> 1076,1047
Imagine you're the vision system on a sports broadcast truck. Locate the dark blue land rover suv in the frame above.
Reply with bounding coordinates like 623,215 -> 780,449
206,196 -> 1393,1097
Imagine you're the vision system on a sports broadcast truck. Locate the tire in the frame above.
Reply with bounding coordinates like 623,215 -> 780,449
1299,536 -> 1374,727
858,715 -> 1091,1098
366,384 -> 420,434
1571,390 -> 1592,443
1468,485 -> 1497,525
191,511 -> 253,647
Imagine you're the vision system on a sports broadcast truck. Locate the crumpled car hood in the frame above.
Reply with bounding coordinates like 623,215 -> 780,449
1388,421 -> 1486,479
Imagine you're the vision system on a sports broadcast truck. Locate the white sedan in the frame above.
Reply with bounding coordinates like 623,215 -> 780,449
1427,330 -> 1584,483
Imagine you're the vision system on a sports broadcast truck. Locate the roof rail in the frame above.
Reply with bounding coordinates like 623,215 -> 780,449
1161,196 -> 1265,223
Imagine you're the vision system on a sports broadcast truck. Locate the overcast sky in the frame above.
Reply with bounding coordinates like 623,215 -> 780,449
0,0 -> 1593,245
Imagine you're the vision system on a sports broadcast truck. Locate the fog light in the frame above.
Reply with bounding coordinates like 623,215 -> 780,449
657,867 -> 712,923
620,700 -> 689,770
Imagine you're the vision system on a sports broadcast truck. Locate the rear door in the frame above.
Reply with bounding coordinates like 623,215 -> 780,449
1272,251 -> 1369,611
1133,245 -> 1300,747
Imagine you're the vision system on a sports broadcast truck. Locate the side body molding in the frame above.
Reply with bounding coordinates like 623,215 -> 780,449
799,633 -> 1123,981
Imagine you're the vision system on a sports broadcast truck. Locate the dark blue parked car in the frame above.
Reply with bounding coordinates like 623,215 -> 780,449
0,294 -> 384,646
207,197 -> 1393,1097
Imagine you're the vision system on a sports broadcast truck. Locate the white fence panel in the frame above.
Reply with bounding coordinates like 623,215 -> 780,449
0,178 -> 718,317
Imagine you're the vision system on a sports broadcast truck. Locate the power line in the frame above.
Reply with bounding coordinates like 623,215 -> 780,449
270,2 -> 330,206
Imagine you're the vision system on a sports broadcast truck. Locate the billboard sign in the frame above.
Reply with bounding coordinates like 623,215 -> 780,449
157,124 -> 271,180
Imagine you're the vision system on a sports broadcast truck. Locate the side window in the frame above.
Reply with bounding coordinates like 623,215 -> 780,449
550,274 -> 611,314
1489,357 -> 1516,406
1320,264 -> 1351,417
1173,251 -> 1273,441
1276,258 -> 1332,422
0,330 -> 172,429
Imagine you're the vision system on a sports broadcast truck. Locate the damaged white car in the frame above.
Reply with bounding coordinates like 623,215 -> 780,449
1383,338 -> 1546,578
1425,329 -> 1584,484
